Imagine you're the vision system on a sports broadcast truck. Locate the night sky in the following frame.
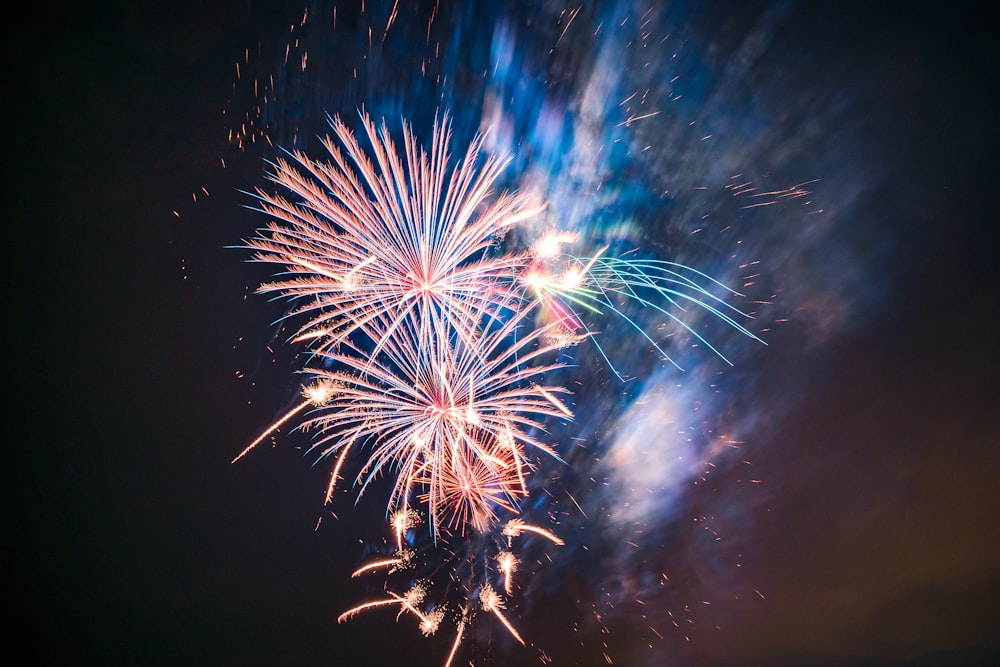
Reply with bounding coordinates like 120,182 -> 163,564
9,2 -> 999,666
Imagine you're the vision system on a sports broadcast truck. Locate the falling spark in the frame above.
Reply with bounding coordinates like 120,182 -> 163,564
232,379 -> 339,463
498,551 -> 519,594
503,518 -> 566,546
480,583 -> 525,645
350,550 -> 412,578
337,583 -> 432,627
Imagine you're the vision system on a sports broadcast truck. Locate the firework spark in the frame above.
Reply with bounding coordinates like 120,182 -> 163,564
497,550 -> 519,594
443,618 -> 466,667
232,379 -> 340,463
502,518 -> 566,546
336,582 -> 433,627
480,583 -> 525,645
391,508 -> 421,550
350,550 -> 412,578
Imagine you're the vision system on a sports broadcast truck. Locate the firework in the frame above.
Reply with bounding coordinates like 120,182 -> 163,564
302,306 -> 571,537
350,550 -> 412,578
244,111 -> 541,357
231,379 -> 341,463
337,582 -> 438,630
236,110 -> 761,661
443,619 -> 466,667
497,551 -> 519,594
479,583 -> 525,645
391,508 -> 421,550
520,236 -> 764,374
343,513 -> 545,660
502,517 -> 566,546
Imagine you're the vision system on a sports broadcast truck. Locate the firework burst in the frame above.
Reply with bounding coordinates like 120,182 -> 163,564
236,109 -> 760,661
244,111 -> 541,356
303,308 -> 572,536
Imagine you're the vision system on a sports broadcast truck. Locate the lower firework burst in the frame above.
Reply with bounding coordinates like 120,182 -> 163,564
303,305 -> 572,537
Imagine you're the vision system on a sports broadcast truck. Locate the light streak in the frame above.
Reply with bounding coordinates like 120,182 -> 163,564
442,618 -> 466,667
497,550 -> 519,594
391,508 -> 420,550
232,379 -> 339,463
337,583 -> 429,626
519,252 -> 763,374
350,550 -> 411,578
480,583 -> 525,645
502,518 -> 566,546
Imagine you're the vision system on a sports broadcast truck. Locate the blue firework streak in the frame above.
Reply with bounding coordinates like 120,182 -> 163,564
227,1 -> 843,663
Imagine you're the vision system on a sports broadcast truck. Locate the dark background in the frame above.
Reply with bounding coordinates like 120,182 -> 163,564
8,1 -> 999,665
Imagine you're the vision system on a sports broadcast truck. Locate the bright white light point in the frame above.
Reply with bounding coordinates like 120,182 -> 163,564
533,231 -> 577,257
303,379 -> 339,405
420,608 -> 444,636
522,269 -> 547,290
561,267 -> 584,287
392,509 -> 419,533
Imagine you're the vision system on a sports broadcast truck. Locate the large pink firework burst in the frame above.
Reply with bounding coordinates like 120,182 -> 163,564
244,111 -> 541,356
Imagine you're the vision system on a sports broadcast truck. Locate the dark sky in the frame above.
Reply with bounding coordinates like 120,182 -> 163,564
8,2 -> 999,666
